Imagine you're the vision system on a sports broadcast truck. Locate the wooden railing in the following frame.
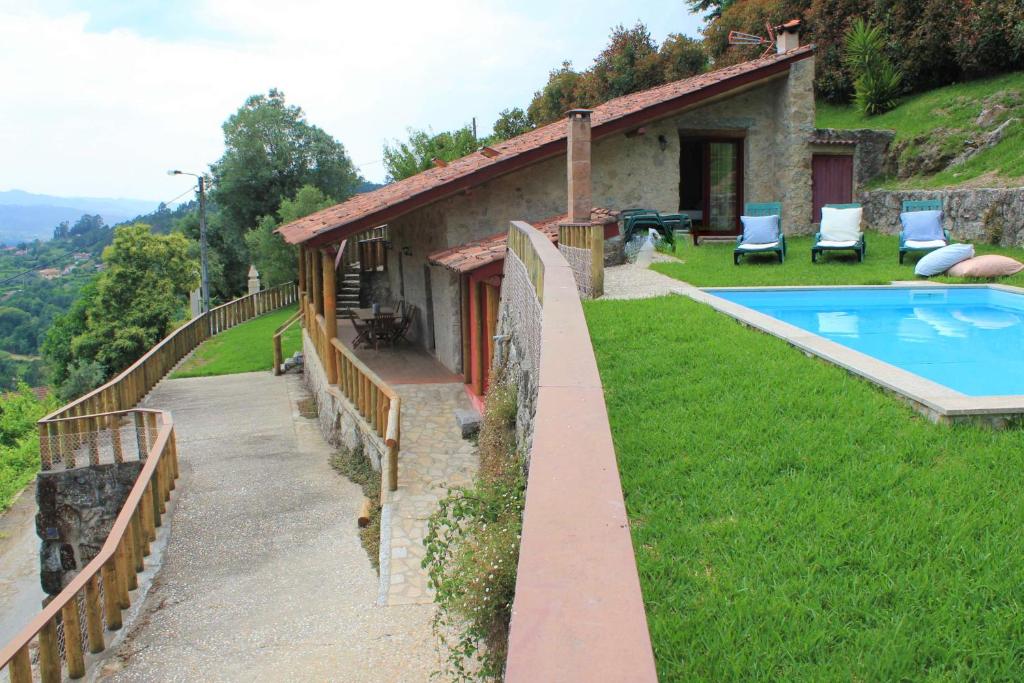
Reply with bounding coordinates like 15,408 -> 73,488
508,221 -> 546,304
272,310 -> 302,376
358,237 -> 387,273
299,244 -> 401,492
330,338 -> 400,490
335,225 -> 388,272
557,221 -> 605,298
37,282 -> 298,452
0,410 -> 178,682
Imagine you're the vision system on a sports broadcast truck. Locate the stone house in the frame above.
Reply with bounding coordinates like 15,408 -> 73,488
279,26 -> 861,404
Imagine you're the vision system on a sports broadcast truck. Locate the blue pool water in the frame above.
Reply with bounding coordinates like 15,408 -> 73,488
709,287 -> 1024,396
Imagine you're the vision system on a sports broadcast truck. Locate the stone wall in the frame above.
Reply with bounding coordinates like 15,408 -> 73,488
302,329 -> 387,470
36,461 -> 144,595
859,187 -> 1024,246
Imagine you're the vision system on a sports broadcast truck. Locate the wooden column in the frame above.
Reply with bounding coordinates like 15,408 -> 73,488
312,248 -> 323,318
321,249 -> 338,384
298,245 -> 306,296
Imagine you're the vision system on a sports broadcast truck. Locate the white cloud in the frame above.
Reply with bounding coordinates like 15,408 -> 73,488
0,0 -> 701,200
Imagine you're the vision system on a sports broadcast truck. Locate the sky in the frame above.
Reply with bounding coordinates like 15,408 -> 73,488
0,1 -> 703,203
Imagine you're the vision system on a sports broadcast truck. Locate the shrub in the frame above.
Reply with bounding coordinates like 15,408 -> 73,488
423,374 -> 524,681
844,18 -> 903,115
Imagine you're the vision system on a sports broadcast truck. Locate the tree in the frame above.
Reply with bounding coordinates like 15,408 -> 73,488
492,108 -> 534,140
43,225 -> 198,391
587,23 -> 663,100
383,126 -> 479,181
210,89 -> 360,293
528,62 -> 588,125
52,221 -> 69,240
659,34 -> 709,81
246,185 -> 336,289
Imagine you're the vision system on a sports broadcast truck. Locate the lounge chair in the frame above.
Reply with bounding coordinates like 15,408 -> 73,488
812,203 -> 866,262
734,202 -> 785,265
899,199 -> 950,264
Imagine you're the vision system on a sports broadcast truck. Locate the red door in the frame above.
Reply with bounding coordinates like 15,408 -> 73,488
811,154 -> 853,222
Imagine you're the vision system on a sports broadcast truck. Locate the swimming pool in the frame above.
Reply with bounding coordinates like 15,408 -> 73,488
706,286 -> 1024,397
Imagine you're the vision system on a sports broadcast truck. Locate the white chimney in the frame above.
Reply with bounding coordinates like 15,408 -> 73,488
776,19 -> 801,54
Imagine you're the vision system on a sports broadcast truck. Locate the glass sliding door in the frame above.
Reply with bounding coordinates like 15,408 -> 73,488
706,141 -> 740,234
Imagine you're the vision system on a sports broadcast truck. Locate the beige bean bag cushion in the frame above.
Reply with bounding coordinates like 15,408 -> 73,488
946,254 -> 1024,278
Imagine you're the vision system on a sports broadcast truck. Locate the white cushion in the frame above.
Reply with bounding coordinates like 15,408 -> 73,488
820,207 -> 862,241
914,243 -> 975,276
817,238 -> 860,248
736,242 -> 779,250
905,239 -> 947,249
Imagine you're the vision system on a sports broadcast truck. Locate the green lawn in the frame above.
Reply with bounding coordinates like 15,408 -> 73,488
585,296 -> 1024,680
652,231 -> 1024,288
816,71 -> 1024,189
171,305 -> 301,379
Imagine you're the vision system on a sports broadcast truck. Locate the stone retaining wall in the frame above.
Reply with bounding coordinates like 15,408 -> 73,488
859,187 -> 1024,246
301,330 -> 387,471
36,461 -> 144,595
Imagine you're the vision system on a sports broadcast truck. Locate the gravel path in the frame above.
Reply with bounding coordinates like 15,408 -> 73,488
99,372 -> 437,682
603,242 -> 694,300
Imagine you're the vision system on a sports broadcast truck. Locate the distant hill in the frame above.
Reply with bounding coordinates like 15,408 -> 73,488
356,180 -> 385,194
0,189 -> 160,245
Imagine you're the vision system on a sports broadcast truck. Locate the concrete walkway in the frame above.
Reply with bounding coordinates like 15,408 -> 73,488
0,488 -> 45,646
100,372 -> 437,682
604,242 -> 693,299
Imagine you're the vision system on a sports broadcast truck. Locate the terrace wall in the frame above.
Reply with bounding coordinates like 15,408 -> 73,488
860,187 -> 1024,246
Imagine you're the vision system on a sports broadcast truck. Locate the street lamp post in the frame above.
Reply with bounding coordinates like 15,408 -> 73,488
168,170 -> 210,313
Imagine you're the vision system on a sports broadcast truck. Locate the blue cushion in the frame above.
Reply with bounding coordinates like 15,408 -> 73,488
901,210 -> 944,241
740,215 -> 780,244
914,243 -> 975,276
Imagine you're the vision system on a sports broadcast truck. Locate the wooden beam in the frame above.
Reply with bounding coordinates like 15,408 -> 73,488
321,250 -> 338,384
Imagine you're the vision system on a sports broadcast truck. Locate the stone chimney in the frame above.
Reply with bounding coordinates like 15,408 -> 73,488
776,19 -> 801,54
566,109 -> 593,224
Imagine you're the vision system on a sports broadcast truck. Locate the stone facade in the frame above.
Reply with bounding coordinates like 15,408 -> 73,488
302,330 -> 387,470
859,187 -> 1024,246
36,461 -> 144,595
382,58 -> 816,375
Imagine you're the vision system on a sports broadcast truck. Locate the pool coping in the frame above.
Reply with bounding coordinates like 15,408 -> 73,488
684,282 -> 1024,425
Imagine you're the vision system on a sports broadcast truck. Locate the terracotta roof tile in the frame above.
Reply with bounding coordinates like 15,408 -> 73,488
428,208 -> 618,273
280,46 -> 814,246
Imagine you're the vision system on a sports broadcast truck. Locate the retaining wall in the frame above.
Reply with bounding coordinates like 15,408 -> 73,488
860,187 -> 1024,246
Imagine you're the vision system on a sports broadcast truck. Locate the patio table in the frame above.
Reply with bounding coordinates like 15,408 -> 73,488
353,307 -> 396,321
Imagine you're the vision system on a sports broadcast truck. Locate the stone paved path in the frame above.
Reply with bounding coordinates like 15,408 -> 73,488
384,383 -> 478,606
604,241 -> 693,300
101,372 -> 438,682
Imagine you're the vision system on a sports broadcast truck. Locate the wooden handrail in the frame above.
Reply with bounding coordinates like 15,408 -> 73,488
328,337 -> 401,490
272,309 -> 302,376
0,409 -> 179,680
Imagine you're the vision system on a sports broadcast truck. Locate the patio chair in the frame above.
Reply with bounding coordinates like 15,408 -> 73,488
390,304 -> 416,345
623,213 -> 676,249
812,203 -> 866,263
349,310 -> 372,349
899,199 -> 950,264
371,312 -> 396,350
734,202 -> 785,265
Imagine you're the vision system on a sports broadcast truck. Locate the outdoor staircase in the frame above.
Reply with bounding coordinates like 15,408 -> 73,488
336,262 -> 362,317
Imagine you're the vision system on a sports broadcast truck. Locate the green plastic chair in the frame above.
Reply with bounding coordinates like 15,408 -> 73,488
734,202 -> 785,265
899,199 -> 950,264
812,203 -> 866,263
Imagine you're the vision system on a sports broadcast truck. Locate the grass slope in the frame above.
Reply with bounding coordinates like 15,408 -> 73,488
652,232 -> 1024,287
586,296 -> 1024,680
171,305 -> 300,379
817,71 -> 1024,189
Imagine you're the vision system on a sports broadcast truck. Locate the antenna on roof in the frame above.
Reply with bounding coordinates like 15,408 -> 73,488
728,21 -> 777,57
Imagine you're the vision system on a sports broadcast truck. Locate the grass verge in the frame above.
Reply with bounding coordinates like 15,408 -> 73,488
585,295 -> 1024,680
652,231 -> 1024,288
330,444 -> 381,572
171,305 -> 300,379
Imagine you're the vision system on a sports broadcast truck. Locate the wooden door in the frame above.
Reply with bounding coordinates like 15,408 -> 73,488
812,154 -> 854,222
481,283 -> 500,394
